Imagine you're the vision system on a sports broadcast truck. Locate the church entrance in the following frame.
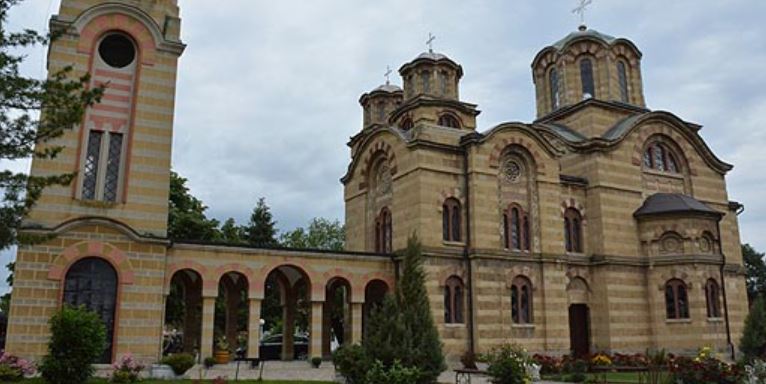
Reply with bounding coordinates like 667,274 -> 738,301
63,257 -> 118,363
568,304 -> 590,358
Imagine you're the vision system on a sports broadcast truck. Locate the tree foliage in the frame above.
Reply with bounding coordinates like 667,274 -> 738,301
744,243 -> 766,303
245,197 -> 278,247
167,171 -> 220,241
740,295 -> 766,362
279,217 -> 345,250
0,0 -> 104,251
39,306 -> 106,384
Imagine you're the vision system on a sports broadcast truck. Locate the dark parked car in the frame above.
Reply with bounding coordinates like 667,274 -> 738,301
259,334 -> 309,360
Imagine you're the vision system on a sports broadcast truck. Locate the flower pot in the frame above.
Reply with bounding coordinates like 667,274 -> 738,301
214,350 -> 230,365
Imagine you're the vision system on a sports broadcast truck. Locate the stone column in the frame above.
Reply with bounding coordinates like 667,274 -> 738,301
351,302 -> 364,344
200,296 -> 216,359
310,301 -> 323,359
247,298 -> 262,359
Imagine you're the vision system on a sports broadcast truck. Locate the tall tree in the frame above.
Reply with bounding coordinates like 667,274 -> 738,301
1,0 -> 103,250
279,217 -> 345,250
740,295 -> 766,362
744,243 -> 766,303
245,197 -> 278,247
167,171 -> 220,241
220,217 -> 246,244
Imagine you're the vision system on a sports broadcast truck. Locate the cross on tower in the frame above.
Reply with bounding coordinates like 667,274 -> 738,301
572,0 -> 592,26
426,32 -> 436,53
384,65 -> 392,85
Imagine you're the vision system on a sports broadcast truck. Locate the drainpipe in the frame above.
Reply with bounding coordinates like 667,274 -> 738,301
715,218 -> 734,361
461,137 -> 476,355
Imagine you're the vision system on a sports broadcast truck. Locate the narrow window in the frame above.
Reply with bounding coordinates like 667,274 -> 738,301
440,71 -> 449,96
617,61 -> 629,103
705,279 -> 721,318
564,208 -> 583,253
452,203 -> 461,241
103,133 -> 123,202
549,67 -> 560,109
503,212 -> 510,248
511,208 -> 520,249
442,198 -> 462,242
377,102 -> 386,122
82,131 -> 103,200
421,70 -> 431,94
580,58 -> 595,99
665,279 -> 690,319
444,276 -> 464,324
522,216 -> 530,251
643,141 -> 681,174
375,208 -> 392,253
442,207 -> 450,241
400,117 -> 413,130
511,276 -> 533,324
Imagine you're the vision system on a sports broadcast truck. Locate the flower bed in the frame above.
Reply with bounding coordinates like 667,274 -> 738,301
0,352 -> 35,382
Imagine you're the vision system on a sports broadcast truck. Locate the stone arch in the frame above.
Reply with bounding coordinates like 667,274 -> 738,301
74,9 -> 159,65
560,198 -> 587,220
321,269 -> 360,303
359,140 -> 399,188
505,265 -> 537,291
567,276 -> 590,304
488,139 -> 547,174
658,267 -> 693,291
48,240 -> 134,285
165,260 -> 210,295
212,263 -> 257,297
258,262 -> 317,301
632,126 -> 697,176
436,265 -> 467,286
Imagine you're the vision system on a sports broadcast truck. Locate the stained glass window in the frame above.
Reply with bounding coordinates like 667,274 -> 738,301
82,131 -> 103,200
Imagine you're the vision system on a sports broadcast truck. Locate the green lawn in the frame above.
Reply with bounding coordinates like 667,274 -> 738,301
21,380 -> 333,384
543,371 -> 670,383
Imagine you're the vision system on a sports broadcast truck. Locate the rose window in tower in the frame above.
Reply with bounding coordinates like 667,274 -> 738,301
502,160 -> 522,183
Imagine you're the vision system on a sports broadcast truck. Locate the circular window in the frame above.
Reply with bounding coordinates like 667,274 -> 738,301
98,34 -> 136,68
503,160 -> 522,183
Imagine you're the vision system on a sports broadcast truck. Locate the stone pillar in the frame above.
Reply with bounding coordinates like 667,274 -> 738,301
310,301 -> 323,359
282,289 -> 296,361
247,298 -> 262,359
351,302 -> 363,344
200,296 -> 216,359
322,300 -> 332,358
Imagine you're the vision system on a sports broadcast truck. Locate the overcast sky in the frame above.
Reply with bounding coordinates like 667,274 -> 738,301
2,0 -> 766,293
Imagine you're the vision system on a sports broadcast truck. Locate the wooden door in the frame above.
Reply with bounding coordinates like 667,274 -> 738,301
568,304 -> 590,358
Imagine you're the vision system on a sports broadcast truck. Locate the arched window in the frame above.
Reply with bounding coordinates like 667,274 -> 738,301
511,276 -> 533,324
437,114 -> 461,128
376,102 -> 386,122
580,58 -> 595,99
444,276 -> 464,324
665,279 -> 689,319
64,257 -> 118,363
549,67 -> 560,109
442,198 -> 461,242
564,208 -> 583,253
439,70 -> 449,96
400,117 -> 413,130
643,142 -> 680,173
617,61 -> 629,103
705,279 -> 721,318
375,208 -> 392,253
504,204 -> 529,251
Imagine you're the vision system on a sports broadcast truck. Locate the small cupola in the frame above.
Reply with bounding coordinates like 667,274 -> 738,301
531,26 -> 645,118
359,82 -> 403,129
399,50 -> 463,101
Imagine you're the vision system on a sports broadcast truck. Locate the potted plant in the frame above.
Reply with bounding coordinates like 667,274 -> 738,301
214,336 -> 231,364
311,357 -> 322,368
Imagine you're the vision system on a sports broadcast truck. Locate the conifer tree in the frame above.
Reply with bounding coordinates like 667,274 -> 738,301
220,217 -> 245,244
741,295 -> 766,362
363,294 -> 408,367
245,197 -> 278,247
396,234 -> 446,383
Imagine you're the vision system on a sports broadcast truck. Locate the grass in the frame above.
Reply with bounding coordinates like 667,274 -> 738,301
21,380 -> 334,384
543,371 -> 670,383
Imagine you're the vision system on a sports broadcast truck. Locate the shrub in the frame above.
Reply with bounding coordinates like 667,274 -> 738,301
110,354 -> 144,383
483,343 -> 533,384
744,359 -> 766,384
0,352 -> 35,382
532,354 -> 562,375
741,295 -> 766,362
365,359 -> 422,384
161,353 -> 196,376
39,305 -> 106,384
332,344 -> 371,384
203,357 -> 217,369
311,356 -> 322,368
669,347 -> 743,384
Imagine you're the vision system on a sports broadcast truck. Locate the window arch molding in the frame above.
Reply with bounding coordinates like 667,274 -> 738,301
641,134 -> 687,175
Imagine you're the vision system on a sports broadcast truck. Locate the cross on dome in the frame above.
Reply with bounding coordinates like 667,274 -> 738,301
426,32 -> 436,53
572,0 -> 592,28
384,65 -> 392,85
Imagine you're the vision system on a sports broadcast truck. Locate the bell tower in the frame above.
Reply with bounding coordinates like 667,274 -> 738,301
25,0 -> 185,237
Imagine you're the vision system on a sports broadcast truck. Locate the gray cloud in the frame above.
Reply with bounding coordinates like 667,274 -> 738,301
3,0 -> 766,292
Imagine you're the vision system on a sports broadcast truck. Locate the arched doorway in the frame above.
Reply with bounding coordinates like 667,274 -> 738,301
567,277 -> 591,358
261,265 -> 311,360
164,269 -> 203,355
63,257 -> 118,363
323,277 -> 351,358
362,279 -> 388,339
214,272 -> 249,357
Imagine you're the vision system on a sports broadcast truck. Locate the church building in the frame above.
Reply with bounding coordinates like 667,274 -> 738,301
6,0 -> 748,365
